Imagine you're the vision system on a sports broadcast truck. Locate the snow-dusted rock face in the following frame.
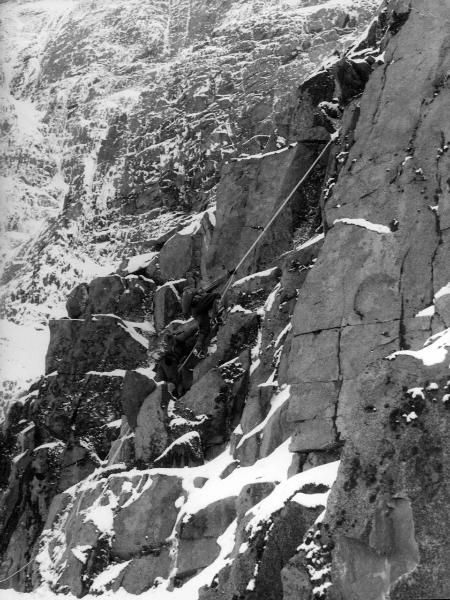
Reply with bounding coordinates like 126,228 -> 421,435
0,0 -> 377,412
2,0 -> 450,599
0,0 -> 377,320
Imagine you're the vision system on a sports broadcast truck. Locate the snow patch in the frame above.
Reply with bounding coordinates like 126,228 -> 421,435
245,461 -> 339,536
295,233 -> 324,251
82,489 -> 118,536
415,305 -> 435,317
90,561 -> 130,593
264,282 -> 281,312
334,218 -> 391,234
387,328 -> 450,366
123,252 -> 158,274
71,545 -> 91,564
435,282 -> 450,300
33,441 -> 64,452
0,319 -> 49,416
407,387 -> 425,399
232,267 -> 279,287
237,385 -> 291,449
86,369 -> 126,378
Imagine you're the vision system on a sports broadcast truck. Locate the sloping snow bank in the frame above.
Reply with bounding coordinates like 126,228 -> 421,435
4,443 -> 339,600
0,320 -> 49,417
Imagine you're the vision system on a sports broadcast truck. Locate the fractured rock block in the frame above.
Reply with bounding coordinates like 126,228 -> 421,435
291,227 -> 400,334
290,418 -> 335,452
66,276 -> 155,321
287,329 -> 340,383
155,432 -> 204,468
178,496 -> 236,579
116,276 -> 156,320
88,275 -> 126,314
160,233 -> 194,281
226,266 -> 281,309
205,145 -> 302,283
153,281 -> 183,333
134,384 -> 169,465
216,308 -> 259,364
278,233 -> 324,301
46,316 -> 149,375
159,209 -> 215,281
121,370 -> 156,429
31,373 -> 123,458
287,382 -> 339,422
184,362 -> 249,457
111,473 -> 182,560
118,552 -> 172,594
236,481 -> 276,520
181,497 -> 236,541
332,498 -> 419,600
281,553 -> 313,600
179,369 -> 234,451
58,442 -> 98,492
107,422 -> 135,467
340,321 -> 399,379
435,293 -> 450,328
66,283 -> 89,318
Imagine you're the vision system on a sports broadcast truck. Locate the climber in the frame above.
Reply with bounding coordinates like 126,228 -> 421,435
182,270 -> 232,358
154,318 -> 198,394
331,55 -> 374,104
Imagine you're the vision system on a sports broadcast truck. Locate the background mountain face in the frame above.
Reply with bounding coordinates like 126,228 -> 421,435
1,0 -> 450,599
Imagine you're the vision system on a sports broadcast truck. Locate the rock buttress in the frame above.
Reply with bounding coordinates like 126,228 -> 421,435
282,0 -> 450,598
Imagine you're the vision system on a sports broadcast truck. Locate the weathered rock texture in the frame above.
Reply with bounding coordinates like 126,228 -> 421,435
0,0 -> 377,411
1,0 -> 450,599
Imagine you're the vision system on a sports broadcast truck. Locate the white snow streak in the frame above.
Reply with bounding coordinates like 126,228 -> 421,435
333,218 -> 391,234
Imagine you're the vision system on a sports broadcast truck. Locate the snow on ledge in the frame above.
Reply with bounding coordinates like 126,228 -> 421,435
90,561 -> 131,593
333,218 -> 391,234
435,281 -> 450,300
295,232 -> 324,251
237,385 -> 291,449
230,304 -> 253,314
232,266 -> 279,287
123,252 -> 157,274
415,305 -> 435,317
178,206 -> 216,236
264,282 -> 281,312
71,545 -> 91,564
86,369 -> 126,378
387,328 -> 450,366
91,314 -> 155,348
245,461 -> 339,537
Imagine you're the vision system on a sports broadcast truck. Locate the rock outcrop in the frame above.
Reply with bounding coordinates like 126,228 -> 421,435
1,1 -> 450,599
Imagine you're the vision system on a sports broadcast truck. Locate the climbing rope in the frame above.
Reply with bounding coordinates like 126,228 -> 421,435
0,558 -> 35,584
177,135 -> 335,372
0,136 -> 335,584
219,136 -> 334,301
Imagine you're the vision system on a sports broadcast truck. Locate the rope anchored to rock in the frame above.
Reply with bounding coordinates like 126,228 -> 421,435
177,135 -> 335,373
219,136 -> 334,301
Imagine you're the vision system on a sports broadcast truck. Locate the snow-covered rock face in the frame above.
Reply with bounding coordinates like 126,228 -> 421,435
4,1 -> 450,599
0,0 -> 71,266
0,0 -> 377,319
0,0 -> 378,409
0,0 -> 377,422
